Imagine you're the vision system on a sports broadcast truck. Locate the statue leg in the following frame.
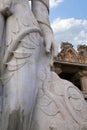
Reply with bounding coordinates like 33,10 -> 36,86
2,32 -> 41,130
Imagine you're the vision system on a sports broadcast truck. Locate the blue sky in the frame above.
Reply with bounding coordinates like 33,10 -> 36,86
50,0 -> 87,50
50,0 -> 87,21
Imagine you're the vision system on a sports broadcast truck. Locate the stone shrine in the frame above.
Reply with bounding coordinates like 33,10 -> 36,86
54,42 -> 87,100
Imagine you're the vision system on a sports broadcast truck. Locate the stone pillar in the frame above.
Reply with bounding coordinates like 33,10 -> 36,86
79,70 -> 87,99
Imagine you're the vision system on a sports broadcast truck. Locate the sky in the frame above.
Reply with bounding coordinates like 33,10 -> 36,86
50,0 -> 87,50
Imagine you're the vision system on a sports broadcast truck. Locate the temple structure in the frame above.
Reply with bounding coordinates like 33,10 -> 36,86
53,42 -> 87,100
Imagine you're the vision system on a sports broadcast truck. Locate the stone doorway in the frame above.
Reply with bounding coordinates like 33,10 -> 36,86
59,72 -> 81,90
53,61 -> 87,100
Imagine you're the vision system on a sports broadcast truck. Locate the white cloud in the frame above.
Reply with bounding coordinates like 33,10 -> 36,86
51,18 -> 87,50
50,0 -> 64,8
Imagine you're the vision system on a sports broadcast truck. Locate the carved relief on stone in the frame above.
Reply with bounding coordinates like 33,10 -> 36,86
57,42 -> 78,63
31,72 -> 87,130
57,43 -> 87,64
0,0 -> 58,130
77,45 -> 87,64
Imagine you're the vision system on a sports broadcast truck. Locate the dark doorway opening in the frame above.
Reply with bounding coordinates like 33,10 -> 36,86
59,72 -> 81,90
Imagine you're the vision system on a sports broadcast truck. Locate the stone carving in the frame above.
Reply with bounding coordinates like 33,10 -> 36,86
77,45 -> 87,64
0,0 -> 87,130
0,0 -> 57,130
31,71 -> 87,130
57,42 -> 78,63
57,42 -> 87,64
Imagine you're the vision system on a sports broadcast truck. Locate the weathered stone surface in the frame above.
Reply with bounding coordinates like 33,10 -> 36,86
0,0 -> 87,130
57,42 -> 87,65
78,45 -> 87,64
31,70 -> 87,130
57,42 -> 78,63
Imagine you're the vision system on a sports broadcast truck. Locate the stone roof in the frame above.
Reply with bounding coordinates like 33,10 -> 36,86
56,42 -> 87,64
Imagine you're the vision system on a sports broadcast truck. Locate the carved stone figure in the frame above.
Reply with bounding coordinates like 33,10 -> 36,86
0,0 -> 87,130
0,0 -> 57,130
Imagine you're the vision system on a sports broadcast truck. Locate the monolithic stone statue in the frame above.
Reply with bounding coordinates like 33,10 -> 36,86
0,0 -> 57,130
0,0 -> 87,130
